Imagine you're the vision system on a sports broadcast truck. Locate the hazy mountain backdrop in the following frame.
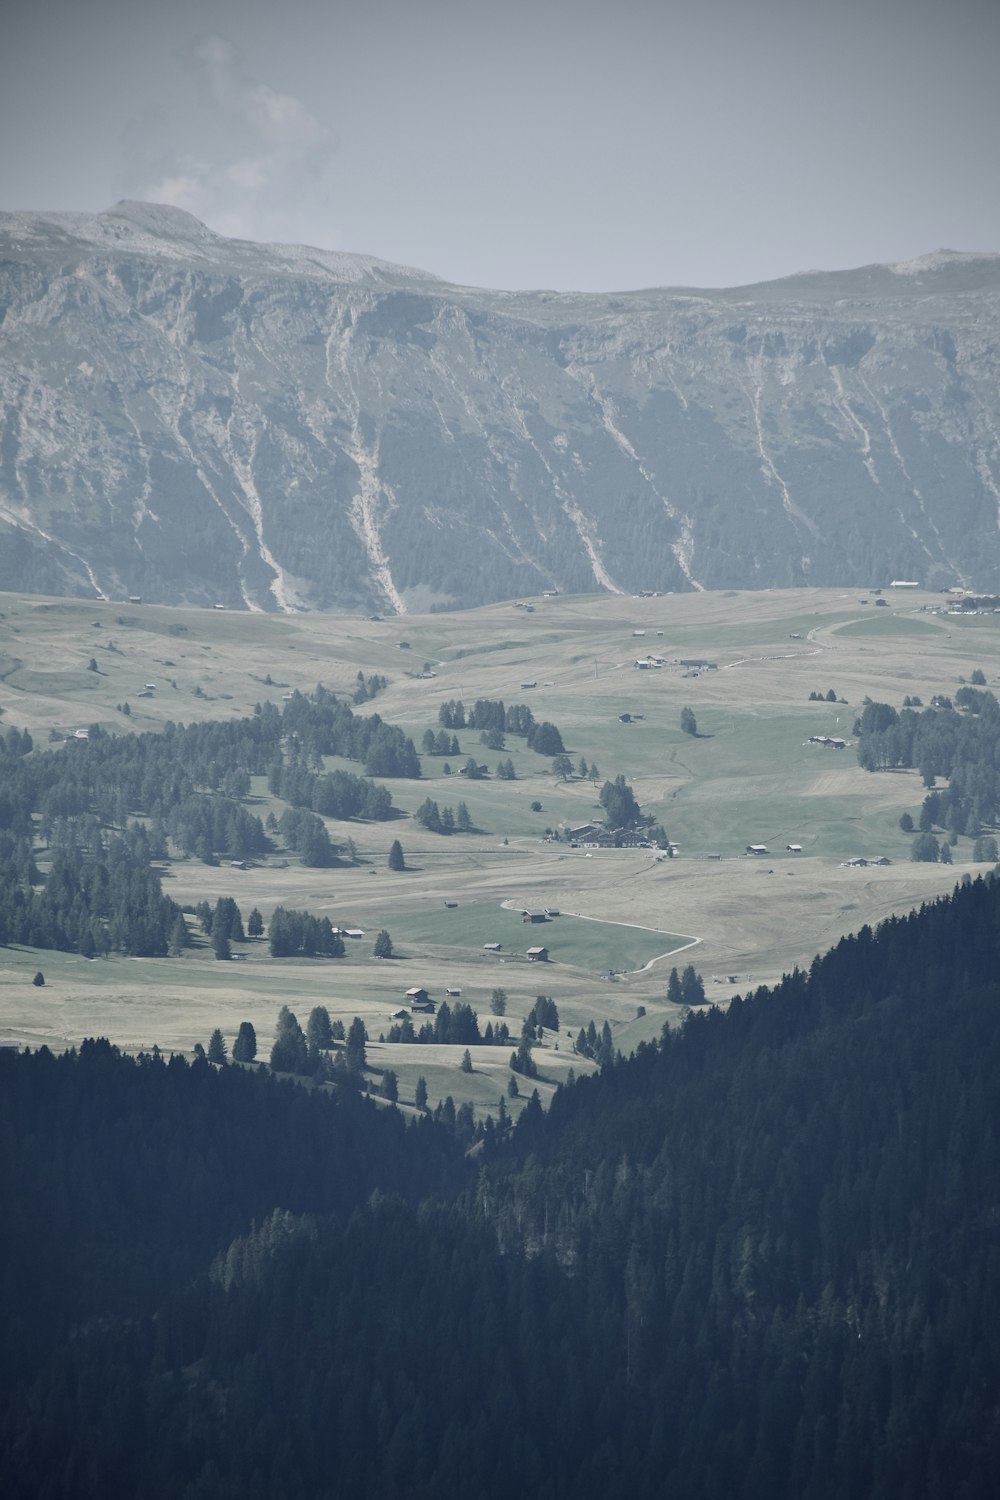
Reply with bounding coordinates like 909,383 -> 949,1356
2,201 -> 998,613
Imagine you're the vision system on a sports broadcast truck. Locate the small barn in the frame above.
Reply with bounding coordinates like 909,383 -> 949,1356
522,911 -> 548,924
406,986 -> 434,1011
527,946 -> 549,962
746,844 -> 769,856
483,942 -> 502,952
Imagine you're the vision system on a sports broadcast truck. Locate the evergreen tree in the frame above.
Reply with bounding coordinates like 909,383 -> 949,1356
345,1016 -> 367,1074
388,840 -> 405,870
911,831 -> 941,862
212,896 -> 244,942
307,1006 -> 333,1052
232,1021 -> 257,1063
490,987 -> 508,1016
168,915 -> 187,955
680,964 -> 705,1005
212,928 -> 232,961
270,1006 -> 309,1074
373,929 -> 394,959
414,1075 -> 428,1111
381,1069 -> 399,1103
247,907 -> 264,938
460,1049 -> 473,1073
680,705 -> 698,736
207,1028 -> 227,1064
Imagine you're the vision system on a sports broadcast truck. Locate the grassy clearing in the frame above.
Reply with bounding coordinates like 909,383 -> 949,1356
833,614 -> 941,638
382,900 -> 689,974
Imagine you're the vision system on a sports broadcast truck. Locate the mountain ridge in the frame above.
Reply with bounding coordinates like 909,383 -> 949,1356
2,202 -> 1000,612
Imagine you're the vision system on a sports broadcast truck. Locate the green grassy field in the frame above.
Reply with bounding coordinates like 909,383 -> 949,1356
2,583 -> 995,1109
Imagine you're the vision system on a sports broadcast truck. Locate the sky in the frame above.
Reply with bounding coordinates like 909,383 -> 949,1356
3,0 -> 999,292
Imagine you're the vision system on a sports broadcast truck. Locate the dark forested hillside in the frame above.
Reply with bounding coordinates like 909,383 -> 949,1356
3,876 -> 1000,1498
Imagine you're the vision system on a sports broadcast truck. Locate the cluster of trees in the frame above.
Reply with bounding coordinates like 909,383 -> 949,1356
415,797 -> 473,833
267,906 -> 345,958
666,963 -> 706,1006
421,727 -> 461,756
269,1005 -> 361,1076
6,874 -> 1000,1494
166,792 -> 268,863
276,806 -> 336,866
857,691 -> 1000,836
0,683 -> 438,958
0,823 -> 182,956
384,1000 -> 511,1048
266,757 -> 394,822
279,686 -> 420,776
527,994 -> 559,1031
351,670 -> 387,703
574,1017 -> 617,1064
438,698 -> 565,755
598,774 -> 668,844
808,688 -> 840,701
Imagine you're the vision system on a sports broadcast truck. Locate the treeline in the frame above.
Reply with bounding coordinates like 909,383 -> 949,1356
856,691 -> 1000,834
384,1001 -> 511,1047
438,697 -> 565,755
267,756 -> 394,823
0,823 -> 182,955
414,797 -> 473,833
267,905 -> 346,957
281,685 -> 420,776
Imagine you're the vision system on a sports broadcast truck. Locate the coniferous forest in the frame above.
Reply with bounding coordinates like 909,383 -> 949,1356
2,873 -> 1000,1497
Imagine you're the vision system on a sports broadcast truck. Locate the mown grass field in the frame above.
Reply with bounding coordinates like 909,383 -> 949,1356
2,584 -> 996,1109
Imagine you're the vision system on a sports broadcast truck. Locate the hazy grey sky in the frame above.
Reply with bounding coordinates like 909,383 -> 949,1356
3,0 -> 999,291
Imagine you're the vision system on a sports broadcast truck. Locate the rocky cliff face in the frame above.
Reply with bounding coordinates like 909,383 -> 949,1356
2,202 -> 998,611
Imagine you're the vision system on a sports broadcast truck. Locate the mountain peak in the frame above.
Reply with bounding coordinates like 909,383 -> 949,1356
101,200 -> 218,242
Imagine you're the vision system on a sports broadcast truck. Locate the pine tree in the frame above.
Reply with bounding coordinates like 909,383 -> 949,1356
270,1005 -> 308,1074
168,915 -> 187,954
345,1016 -> 367,1073
232,1021 -> 257,1063
681,964 -> 705,1005
388,840 -> 405,871
207,1028 -> 227,1064
247,907 -> 264,938
460,1049 -> 473,1073
373,929 -> 394,958
415,1075 -> 428,1111
307,1006 -> 333,1052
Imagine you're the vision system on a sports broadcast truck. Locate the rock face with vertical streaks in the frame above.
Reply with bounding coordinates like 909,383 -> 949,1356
1,201 -> 999,611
